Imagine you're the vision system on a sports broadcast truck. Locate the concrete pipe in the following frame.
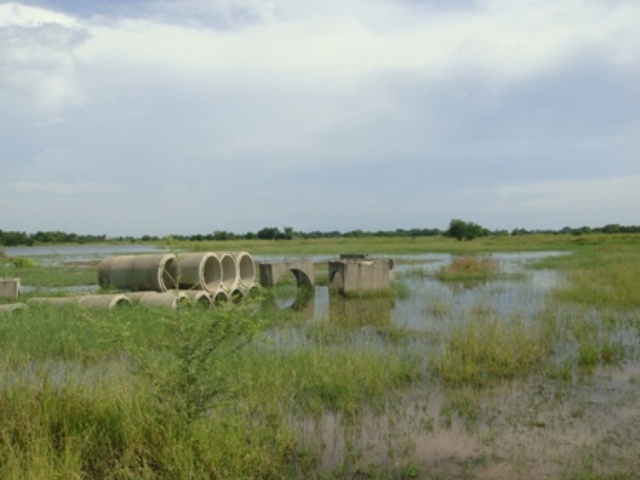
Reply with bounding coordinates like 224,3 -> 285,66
27,297 -> 81,306
98,255 -> 133,289
171,252 -> 222,293
212,289 -> 230,305
183,290 -> 212,307
241,283 -> 262,299
0,303 -> 28,314
78,294 -> 131,310
123,291 -> 148,304
231,251 -> 256,288
217,252 -> 239,292
98,254 -> 176,292
135,291 -> 189,309
230,287 -> 244,304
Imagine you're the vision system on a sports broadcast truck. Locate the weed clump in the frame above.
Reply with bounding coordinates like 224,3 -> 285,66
434,317 -> 551,387
436,255 -> 500,283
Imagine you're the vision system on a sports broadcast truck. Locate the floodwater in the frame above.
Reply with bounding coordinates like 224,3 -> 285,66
266,252 -> 567,349
2,244 -> 169,265
6,246 -> 639,476
262,252 -> 640,477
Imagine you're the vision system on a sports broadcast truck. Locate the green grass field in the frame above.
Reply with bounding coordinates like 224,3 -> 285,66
1,234 -> 639,478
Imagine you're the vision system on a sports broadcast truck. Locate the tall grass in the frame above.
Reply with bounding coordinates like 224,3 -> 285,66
2,234 -> 640,477
435,255 -> 501,283
433,315 -> 553,387
532,241 -> 640,309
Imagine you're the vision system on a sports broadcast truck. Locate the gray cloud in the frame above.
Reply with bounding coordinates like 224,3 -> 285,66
1,0 -> 639,235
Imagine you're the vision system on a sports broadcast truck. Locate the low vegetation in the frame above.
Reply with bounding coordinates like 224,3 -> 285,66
0,233 -> 639,477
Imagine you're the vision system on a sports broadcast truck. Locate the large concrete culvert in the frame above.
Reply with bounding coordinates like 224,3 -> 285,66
217,252 -> 239,292
171,252 -> 222,293
231,251 -> 256,288
98,254 -> 176,292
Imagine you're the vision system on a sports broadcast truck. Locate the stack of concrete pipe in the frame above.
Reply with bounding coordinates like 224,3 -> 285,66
126,291 -> 190,309
95,251 -> 258,307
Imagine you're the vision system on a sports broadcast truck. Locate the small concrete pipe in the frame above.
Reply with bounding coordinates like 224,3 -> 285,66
0,303 -> 28,314
78,294 -> 131,310
133,291 -> 189,309
183,290 -> 212,307
217,252 -> 239,292
171,252 -> 222,293
231,287 -> 244,304
241,283 -> 262,299
212,289 -> 230,305
27,296 -> 82,306
231,251 -> 256,288
98,254 -> 176,292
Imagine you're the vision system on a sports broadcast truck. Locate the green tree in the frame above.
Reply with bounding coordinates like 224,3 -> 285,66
446,219 -> 489,241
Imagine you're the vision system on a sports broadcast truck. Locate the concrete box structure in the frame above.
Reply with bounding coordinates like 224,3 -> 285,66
0,278 -> 20,301
258,261 -> 315,288
328,258 -> 393,294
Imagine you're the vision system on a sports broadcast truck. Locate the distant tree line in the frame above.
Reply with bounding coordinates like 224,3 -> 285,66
1,223 -> 640,247
0,230 -> 107,247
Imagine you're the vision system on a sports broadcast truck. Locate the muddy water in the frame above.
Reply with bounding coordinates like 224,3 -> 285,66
293,363 -> 640,478
7,247 -> 638,476
266,252 -> 567,350
266,253 -> 640,477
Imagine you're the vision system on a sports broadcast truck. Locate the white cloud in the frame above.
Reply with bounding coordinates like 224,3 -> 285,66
1,0 -> 639,234
0,4 -> 89,111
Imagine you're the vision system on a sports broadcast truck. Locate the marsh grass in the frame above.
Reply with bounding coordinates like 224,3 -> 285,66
0,263 -> 96,290
2,234 -> 640,477
436,255 -> 503,284
434,315 -> 553,387
533,241 -> 640,309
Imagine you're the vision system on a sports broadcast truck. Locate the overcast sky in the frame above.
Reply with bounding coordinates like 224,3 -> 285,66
1,0 -> 638,236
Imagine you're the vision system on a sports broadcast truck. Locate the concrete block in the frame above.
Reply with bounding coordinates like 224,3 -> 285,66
0,278 -> 20,301
328,258 -> 393,294
258,262 -> 315,287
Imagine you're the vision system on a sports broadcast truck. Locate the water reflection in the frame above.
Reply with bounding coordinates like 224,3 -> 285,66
262,251 -> 566,338
329,293 -> 394,329
263,286 -> 316,321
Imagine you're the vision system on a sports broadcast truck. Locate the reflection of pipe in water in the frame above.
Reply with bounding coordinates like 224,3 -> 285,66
329,292 -> 394,328
262,285 -> 315,320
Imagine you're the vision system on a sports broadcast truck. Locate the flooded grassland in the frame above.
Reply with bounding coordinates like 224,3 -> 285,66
1,239 -> 639,478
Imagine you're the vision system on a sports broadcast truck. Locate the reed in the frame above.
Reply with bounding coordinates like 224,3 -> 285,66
1,234 -> 639,477
434,315 -> 553,387
435,255 -> 502,283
